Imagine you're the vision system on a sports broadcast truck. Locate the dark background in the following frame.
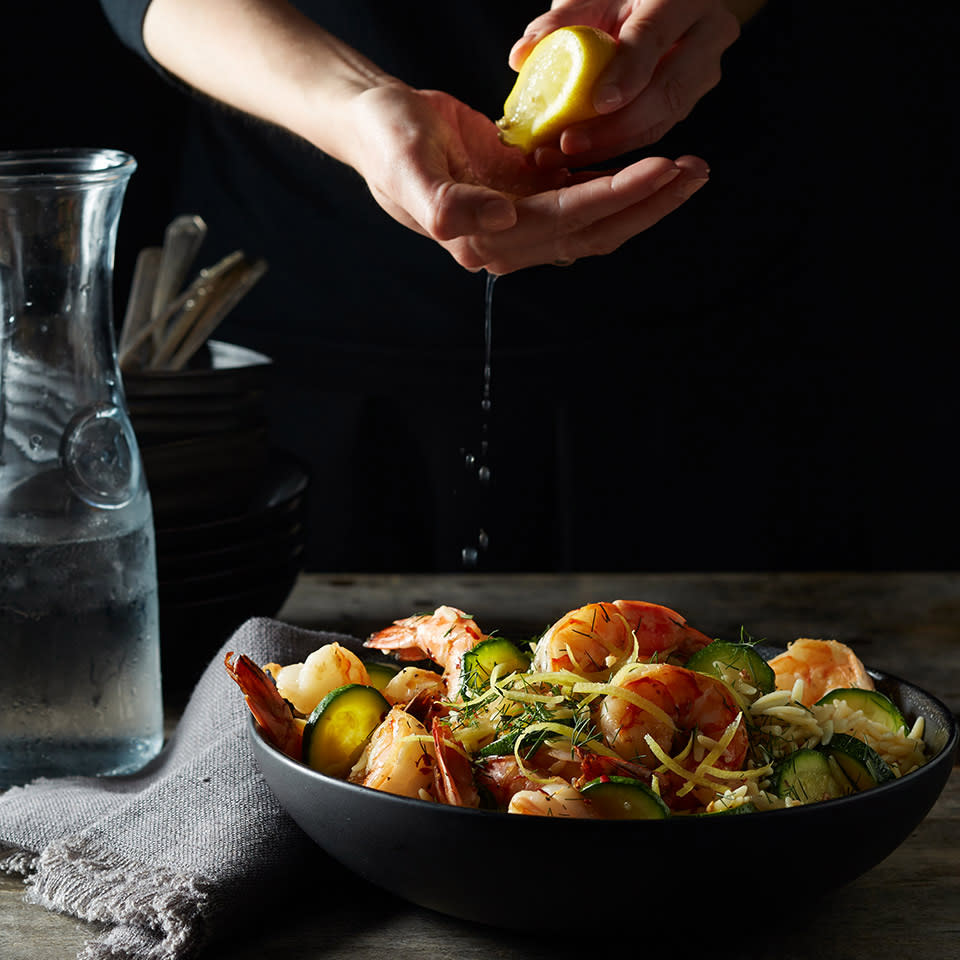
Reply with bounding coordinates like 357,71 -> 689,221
1,4 -> 187,305
2,2 -> 957,572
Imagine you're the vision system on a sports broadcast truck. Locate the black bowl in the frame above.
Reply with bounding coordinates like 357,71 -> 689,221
123,340 -> 272,402
154,451 -> 308,555
157,518 -> 305,582
155,452 -> 309,701
142,427 -> 270,524
248,637 -> 958,929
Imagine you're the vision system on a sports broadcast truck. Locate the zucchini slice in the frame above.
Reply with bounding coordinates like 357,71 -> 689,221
363,660 -> 401,693
773,748 -> 852,804
685,639 -> 775,696
461,636 -> 531,695
814,688 -> 907,733
821,733 -> 896,790
580,776 -> 671,819
302,683 -> 389,777
476,731 -> 521,759
476,715 -> 573,760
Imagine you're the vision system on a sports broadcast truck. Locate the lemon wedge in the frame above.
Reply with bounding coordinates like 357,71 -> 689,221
497,25 -> 617,154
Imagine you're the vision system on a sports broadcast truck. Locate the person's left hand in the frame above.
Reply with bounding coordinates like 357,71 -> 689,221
341,84 -> 709,275
509,0 -> 741,165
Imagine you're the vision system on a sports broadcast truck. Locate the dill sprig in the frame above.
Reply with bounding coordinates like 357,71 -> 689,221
738,626 -> 766,647
449,670 -> 595,760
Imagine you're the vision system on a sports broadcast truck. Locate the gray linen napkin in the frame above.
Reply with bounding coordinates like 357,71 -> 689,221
0,617 -> 347,960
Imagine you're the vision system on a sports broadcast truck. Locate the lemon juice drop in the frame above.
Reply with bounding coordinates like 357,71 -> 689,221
460,272 -> 496,569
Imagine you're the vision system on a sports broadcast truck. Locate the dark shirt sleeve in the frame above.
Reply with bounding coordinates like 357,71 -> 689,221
98,0 -> 155,64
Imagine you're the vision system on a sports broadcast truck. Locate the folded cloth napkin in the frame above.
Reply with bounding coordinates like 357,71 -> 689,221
0,617 -> 344,960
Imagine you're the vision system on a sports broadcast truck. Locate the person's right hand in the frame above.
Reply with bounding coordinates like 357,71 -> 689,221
337,83 -> 709,275
509,0 -> 742,166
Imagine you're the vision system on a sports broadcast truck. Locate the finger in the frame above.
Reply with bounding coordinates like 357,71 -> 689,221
508,33 -> 539,72
456,155 -> 708,273
369,176 -> 518,242
562,10 -> 739,157
562,159 -> 710,258
593,0 -> 735,114
532,144 -> 569,170
526,155 -> 685,230
636,8 -> 739,112
508,0 -> 610,70
408,176 -> 519,241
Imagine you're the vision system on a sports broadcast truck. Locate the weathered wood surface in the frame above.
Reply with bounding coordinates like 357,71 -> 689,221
2,572 -> 958,960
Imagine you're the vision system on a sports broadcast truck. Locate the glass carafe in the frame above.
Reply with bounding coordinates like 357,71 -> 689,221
0,149 -> 163,787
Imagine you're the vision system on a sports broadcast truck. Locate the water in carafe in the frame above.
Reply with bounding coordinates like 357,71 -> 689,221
0,149 -> 163,788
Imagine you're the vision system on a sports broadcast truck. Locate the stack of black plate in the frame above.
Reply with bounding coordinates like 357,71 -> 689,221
154,451 -> 308,694
123,341 -> 310,696
124,340 -> 273,523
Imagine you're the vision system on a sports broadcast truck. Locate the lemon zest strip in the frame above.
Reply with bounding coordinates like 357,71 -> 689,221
676,716 -> 743,797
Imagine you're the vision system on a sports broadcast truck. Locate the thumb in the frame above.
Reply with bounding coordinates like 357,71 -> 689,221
407,178 -> 517,241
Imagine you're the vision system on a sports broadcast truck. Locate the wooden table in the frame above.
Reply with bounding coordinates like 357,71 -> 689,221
3,572 -> 958,959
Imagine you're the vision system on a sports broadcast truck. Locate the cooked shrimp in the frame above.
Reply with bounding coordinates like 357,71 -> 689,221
268,642 -> 370,716
526,742 -> 586,783
476,750 -> 599,817
597,661 -> 749,774
383,667 -> 447,707
365,605 -> 485,696
224,652 -> 303,760
574,751 -> 655,790
508,779 -> 597,818
432,719 -> 480,808
611,600 -> 713,662
532,602 -> 636,679
531,600 -> 713,680
476,756 -> 544,808
350,706 -> 437,799
768,637 -> 875,706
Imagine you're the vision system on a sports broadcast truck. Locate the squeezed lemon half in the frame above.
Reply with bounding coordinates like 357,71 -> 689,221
497,25 -> 617,154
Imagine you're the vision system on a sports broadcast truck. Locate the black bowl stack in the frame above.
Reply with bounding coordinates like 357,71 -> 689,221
123,340 -> 309,696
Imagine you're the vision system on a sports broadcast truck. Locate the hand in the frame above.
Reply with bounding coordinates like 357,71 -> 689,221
509,0 -> 741,164
340,83 -> 709,274
142,0 -> 711,274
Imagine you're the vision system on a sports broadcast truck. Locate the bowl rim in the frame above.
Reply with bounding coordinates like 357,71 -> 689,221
247,650 -> 959,827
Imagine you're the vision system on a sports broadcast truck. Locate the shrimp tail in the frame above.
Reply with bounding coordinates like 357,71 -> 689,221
431,719 -> 480,808
364,620 -> 430,662
365,607 -> 486,698
225,651 -> 303,760
405,689 -> 450,729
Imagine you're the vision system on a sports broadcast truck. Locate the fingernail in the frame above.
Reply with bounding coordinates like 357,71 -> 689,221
679,177 -> 709,198
533,146 -> 565,168
562,129 -> 591,154
594,84 -> 623,113
653,166 -> 682,190
479,199 -> 516,231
